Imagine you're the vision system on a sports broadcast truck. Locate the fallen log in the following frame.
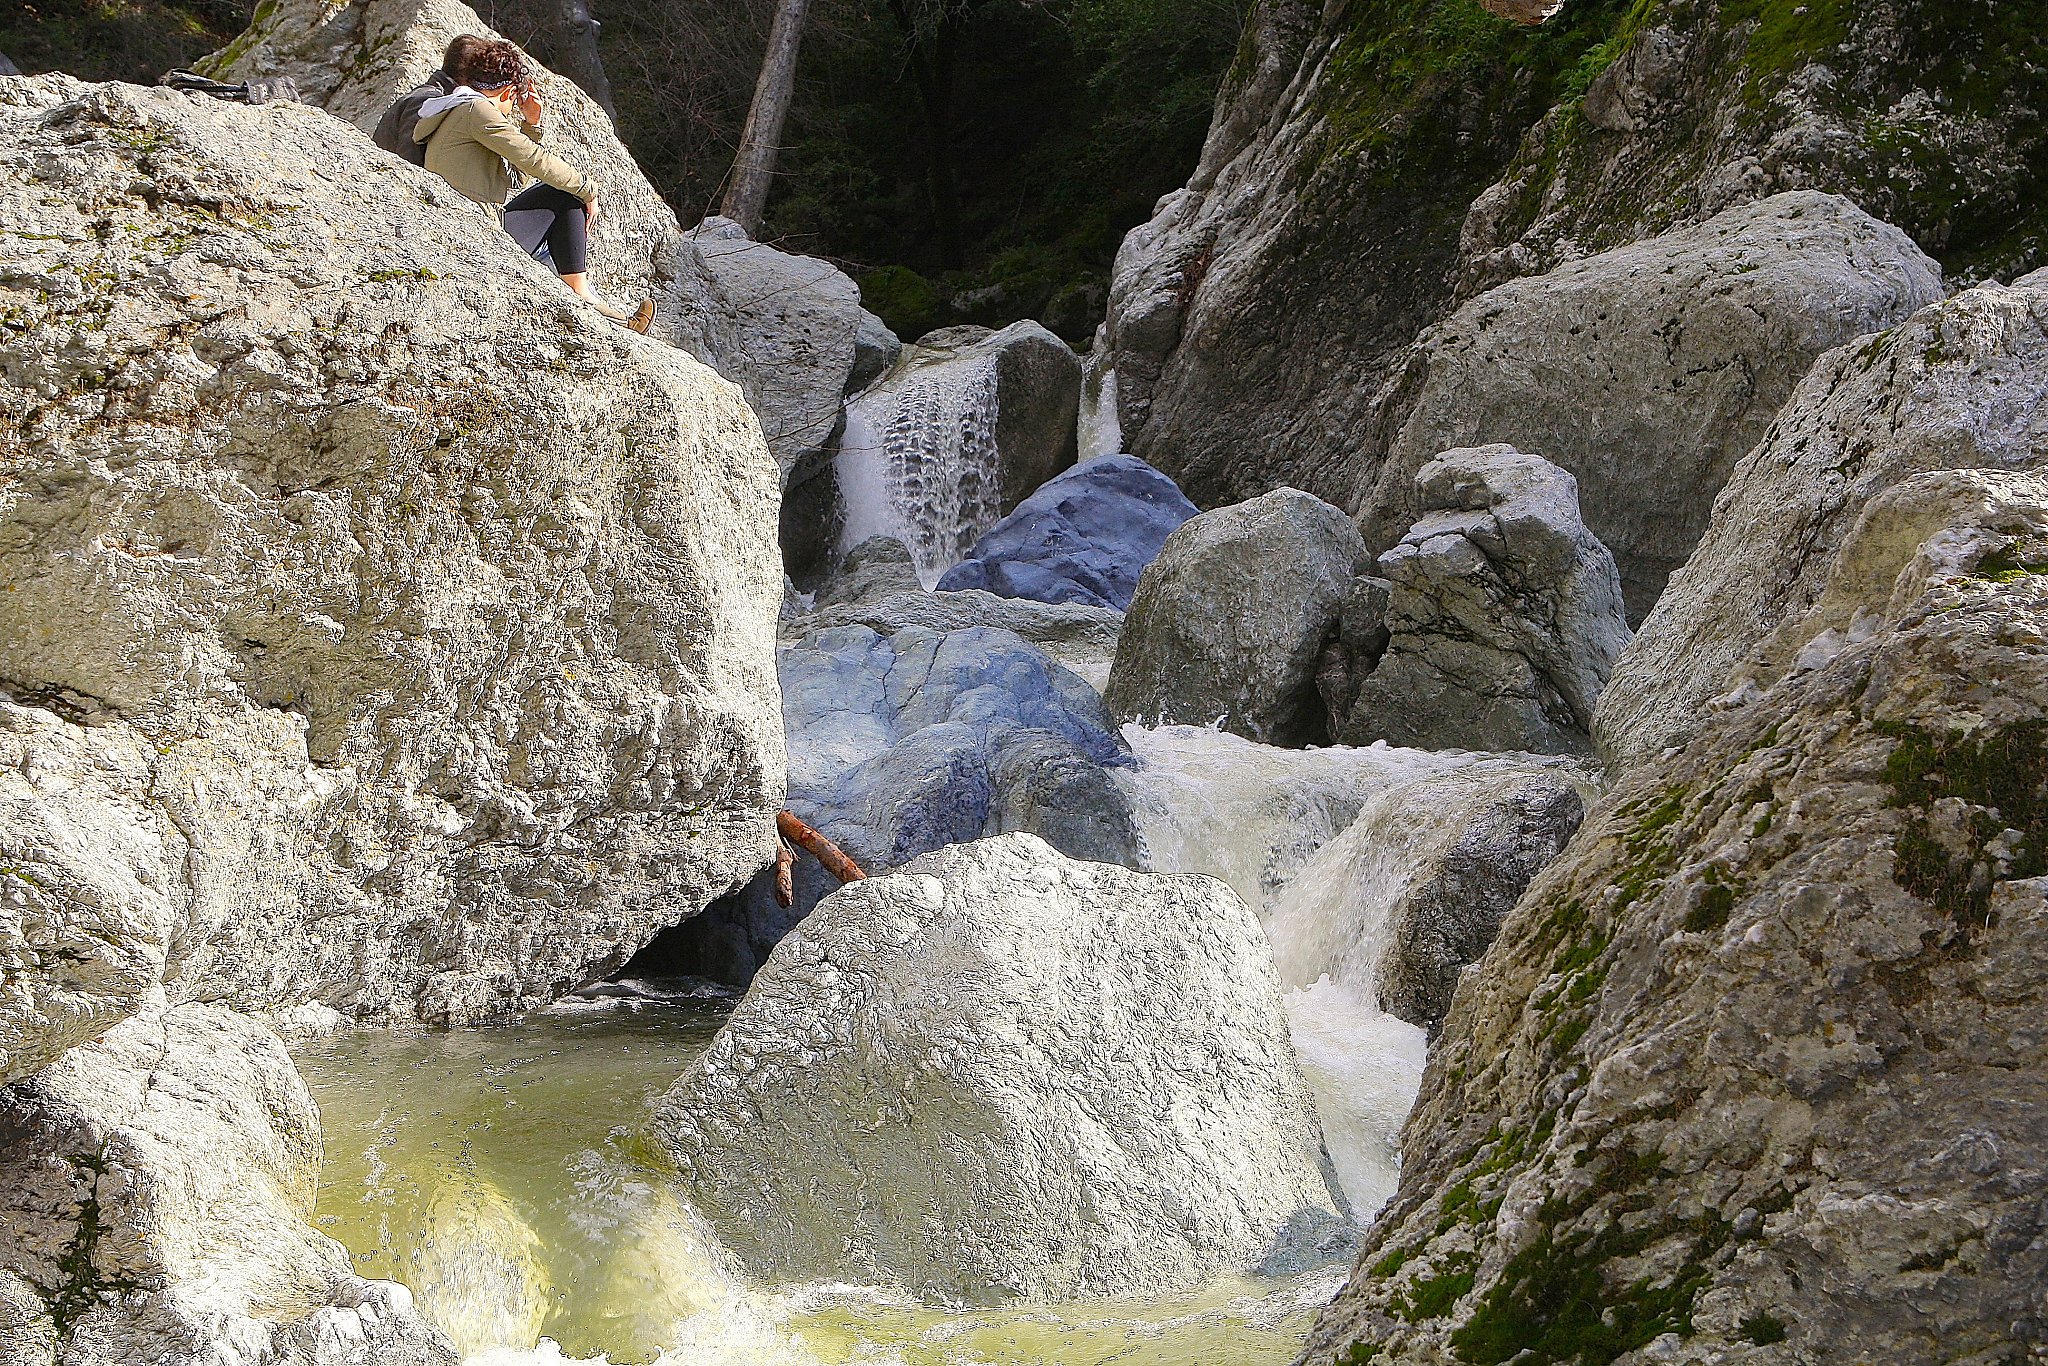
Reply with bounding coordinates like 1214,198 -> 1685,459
776,810 -> 867,885
773,837 -> 796,907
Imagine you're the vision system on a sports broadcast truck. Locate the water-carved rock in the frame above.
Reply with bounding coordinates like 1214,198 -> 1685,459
1299,473 -> 2048,1366
0,77 -> 782,1035
1106,489 -> 1368,746
1340,446 -> 1630,756
1366,194 -> 1944,617
1598,269 -> 2048,768
656,833 -> 1350,1304
937,454 -> 1199,610
0,1002 -> 455,1365
812,536 -> 923,610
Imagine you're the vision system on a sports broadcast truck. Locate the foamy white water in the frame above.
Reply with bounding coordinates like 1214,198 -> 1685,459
835,353 -> 1003,587
1077,349 -> 1123,462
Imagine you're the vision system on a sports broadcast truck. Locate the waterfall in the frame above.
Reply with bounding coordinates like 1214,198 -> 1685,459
1077,348 -> 1123,461
835,354 -> 1003,588
1116,722 -> 1590,1215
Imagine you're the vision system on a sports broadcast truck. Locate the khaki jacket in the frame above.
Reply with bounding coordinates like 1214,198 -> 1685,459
415,96 -> 597,208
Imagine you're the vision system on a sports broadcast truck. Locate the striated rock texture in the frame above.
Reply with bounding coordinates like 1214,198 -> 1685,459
0,76 -> 782,1040
813,535 -> 923,610
0,1002 -> 455,1365
936,454 -> 1199,610
1106,488 -> 1368,746
656,834 -> 1350,1305
1341,446 -> 1630,756
1365,193 -> 1944,617
1298,475 -> 2048,1365
794,588 -> 1125,686
1598,269 -> 2048,768
1104,0 -> 2041,515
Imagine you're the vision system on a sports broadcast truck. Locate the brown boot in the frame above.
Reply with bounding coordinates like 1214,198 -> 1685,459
627,299 -> 655,335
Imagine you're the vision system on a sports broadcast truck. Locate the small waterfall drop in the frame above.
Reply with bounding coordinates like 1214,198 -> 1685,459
1077,347 -> 1122,461
835,353 -> 1003,587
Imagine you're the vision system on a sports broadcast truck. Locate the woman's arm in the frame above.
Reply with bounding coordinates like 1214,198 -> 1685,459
473,102 -> 595,200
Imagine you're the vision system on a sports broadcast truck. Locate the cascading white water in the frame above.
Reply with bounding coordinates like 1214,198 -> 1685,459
1076,348 -> 1123,462
1116,722 -> 1593,1217
835,354 -> 1003,587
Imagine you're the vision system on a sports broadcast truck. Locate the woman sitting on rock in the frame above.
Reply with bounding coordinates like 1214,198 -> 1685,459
415,39 -> 653,332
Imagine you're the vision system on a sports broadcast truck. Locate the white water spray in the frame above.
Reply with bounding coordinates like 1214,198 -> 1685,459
835,354 -> 1003,587
1077,348 -> 1123,462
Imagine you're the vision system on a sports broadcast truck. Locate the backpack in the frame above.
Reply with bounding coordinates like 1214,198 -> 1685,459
373,76 -> 454,166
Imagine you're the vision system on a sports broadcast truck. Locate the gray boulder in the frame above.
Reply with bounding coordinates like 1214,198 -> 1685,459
0,1002 -> 454,1365
812,535 -> 923,610
835,321 -> 1082,584
1340,446 -> 1631,756
1106,489 -> 1369,746
0,77 -> 782,1039
1597,268 -> 2048,767
655,834 -> 1349,1304
849,308 -> 903,393
1365,193 -> 1946,619
1300,471 -> 2048,1366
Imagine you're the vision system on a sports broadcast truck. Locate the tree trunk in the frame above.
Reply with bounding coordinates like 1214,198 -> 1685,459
552,0 -> 617,119
721,0 -> 812,236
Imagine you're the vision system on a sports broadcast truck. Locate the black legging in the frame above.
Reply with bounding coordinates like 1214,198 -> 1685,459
503,182 -> 589,275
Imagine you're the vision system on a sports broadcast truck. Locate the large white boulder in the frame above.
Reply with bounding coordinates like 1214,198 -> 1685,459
1597,268 -> 2048,767
0,76 -> 782,1048
0,1002 -> 454,1365
654,834 -> 1349,1304
1364,193 -> 1946,618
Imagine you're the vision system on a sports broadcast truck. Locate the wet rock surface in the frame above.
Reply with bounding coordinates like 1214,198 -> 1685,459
1300,474 -> 2048,1366
0,1002 -> 454,1365
1340,445 -> 1630,756
656,834 -> 1350,1304
1366,194 -> 1945,617
1106,488 -> 1368,746
936,454 -> 1199,610
795,588 -> 1124,685
0,76 -> 782,1030
1599,269 -> 2048,768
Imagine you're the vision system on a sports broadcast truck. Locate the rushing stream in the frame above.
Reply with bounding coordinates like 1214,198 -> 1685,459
294,722 -> 1591,1364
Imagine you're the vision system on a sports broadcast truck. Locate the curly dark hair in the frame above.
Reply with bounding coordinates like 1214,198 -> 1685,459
459,39 -> 527,93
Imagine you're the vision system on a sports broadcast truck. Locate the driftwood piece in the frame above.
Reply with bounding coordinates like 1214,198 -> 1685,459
776,810 -> 867,885
773,837 -> 796,907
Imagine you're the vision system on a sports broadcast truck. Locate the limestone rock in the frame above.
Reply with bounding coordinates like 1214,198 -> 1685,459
793,588 -> 1124,687
0,77 -> 782,1032
667,621 -> 1137,986
936,454 -> 1199,610
1265,765 -> 1587,1034
1299,475 -> 2048,1366
849,308 -> 902,393
1341,446 -> 1630,755
1106,489 -> 1369,746
655,834 -> 1349,1304
813,536 -> 923,610
1366,194 -> 1945,617
836,321 -> 1082,583
1597,269 -> 2048,767
0,1002 -> 455,1365
200,0 -> 735,363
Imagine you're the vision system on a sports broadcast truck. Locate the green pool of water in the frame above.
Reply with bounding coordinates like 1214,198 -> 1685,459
295,996 -> 1336,1365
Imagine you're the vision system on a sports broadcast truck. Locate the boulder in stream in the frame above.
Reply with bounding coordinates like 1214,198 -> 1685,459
0,76 -> 783,1036
1598,267 -> 2048,768
0,1002 -> 455,1365
936,454 -> 1199,609
1299,470 -> 2048,1365
1339,445 -> 1630,756
655,833 -> 1350,1304
1106,488 -> 1368,746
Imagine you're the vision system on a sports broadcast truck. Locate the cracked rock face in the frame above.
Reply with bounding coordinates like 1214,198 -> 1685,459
1367,193 -> 1945,619
1340,445 -> 1631,756
1598,268 -> 2048,769
0,77 -> 782,1045
655,833 -> 1349,1305
1106,488 -> 1368,746
0,1002 -> 455,1366
1299,474 -> 2048,1366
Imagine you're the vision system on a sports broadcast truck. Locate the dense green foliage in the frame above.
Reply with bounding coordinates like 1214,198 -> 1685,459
0,0 -> 248,84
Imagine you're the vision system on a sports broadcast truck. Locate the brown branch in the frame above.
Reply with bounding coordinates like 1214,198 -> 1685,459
776,810 -> 867,885
773,836 -> 796,907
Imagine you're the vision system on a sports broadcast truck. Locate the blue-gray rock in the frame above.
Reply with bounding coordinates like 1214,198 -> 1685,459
659,623 -> 1141,985
935,455 -> 1199,610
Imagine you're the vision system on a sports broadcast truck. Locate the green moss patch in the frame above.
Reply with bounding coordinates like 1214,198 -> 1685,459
1878,718 -> 2048,930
